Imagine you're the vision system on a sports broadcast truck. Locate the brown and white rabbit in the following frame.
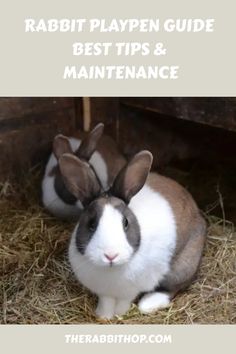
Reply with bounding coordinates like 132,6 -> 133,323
42,123 -> 126,219
59,150 -> 206,319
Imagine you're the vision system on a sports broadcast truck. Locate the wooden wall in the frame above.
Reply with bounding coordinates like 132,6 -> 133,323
0,98 -> 82,181
1,96 -> 236,220
121,98 -> 236,132
1,96 -> 236,180
86,98 -> 236,221
87,97 -> 236,167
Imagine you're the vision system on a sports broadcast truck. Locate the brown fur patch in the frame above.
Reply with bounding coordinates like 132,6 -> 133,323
48,165 -> 57,177
59,154 -> 101,207
48,165 -> 77,205
96,135 -> 126,186
67,131 -> 126,186
147,172 -> 206,297
110,150 -> 152,203
75,123 -> 104,161
53,135 -> 72,160
47,132 -> 126,204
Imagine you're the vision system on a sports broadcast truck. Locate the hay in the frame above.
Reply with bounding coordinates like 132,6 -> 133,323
0,170 -> 235,324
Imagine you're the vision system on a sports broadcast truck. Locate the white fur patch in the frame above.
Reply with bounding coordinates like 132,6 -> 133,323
86,204 -> 134,266
95,296 -> 116,319
114,299 -> 131,316
95,296 -> 131,319
42,174 -> 83,219
138,292 -> 170,313
69,184 -> 177,311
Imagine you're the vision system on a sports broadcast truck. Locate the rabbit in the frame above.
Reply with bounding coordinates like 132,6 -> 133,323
42,123 -> 126,219
58,150 -> 206,319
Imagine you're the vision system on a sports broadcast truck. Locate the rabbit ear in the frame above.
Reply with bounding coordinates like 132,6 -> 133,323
53,134 -> 73,160
58,153 -> 101,206
75,123 -> 104,161
111,151 -> 153,204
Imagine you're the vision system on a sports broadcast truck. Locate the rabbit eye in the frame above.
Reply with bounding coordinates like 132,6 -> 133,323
88,218 -> 97,232
123,216 -> 129,230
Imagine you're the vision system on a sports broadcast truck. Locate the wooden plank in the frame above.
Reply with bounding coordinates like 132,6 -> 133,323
89,97 -> 119,140
121,98 -> 236,132
74,97 -> 84,131
0,98 -> 74,122
116,105 -> 192,169
82,97 -> 91,131
0,108 -> 77,182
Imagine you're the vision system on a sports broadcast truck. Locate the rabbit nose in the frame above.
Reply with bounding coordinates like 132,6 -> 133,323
104,253 -> 118,262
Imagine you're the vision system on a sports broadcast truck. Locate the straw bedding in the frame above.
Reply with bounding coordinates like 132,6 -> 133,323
0,169 -> 235,324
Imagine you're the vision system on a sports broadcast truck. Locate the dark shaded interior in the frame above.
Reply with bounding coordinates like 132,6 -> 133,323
0,97 -> 235,221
